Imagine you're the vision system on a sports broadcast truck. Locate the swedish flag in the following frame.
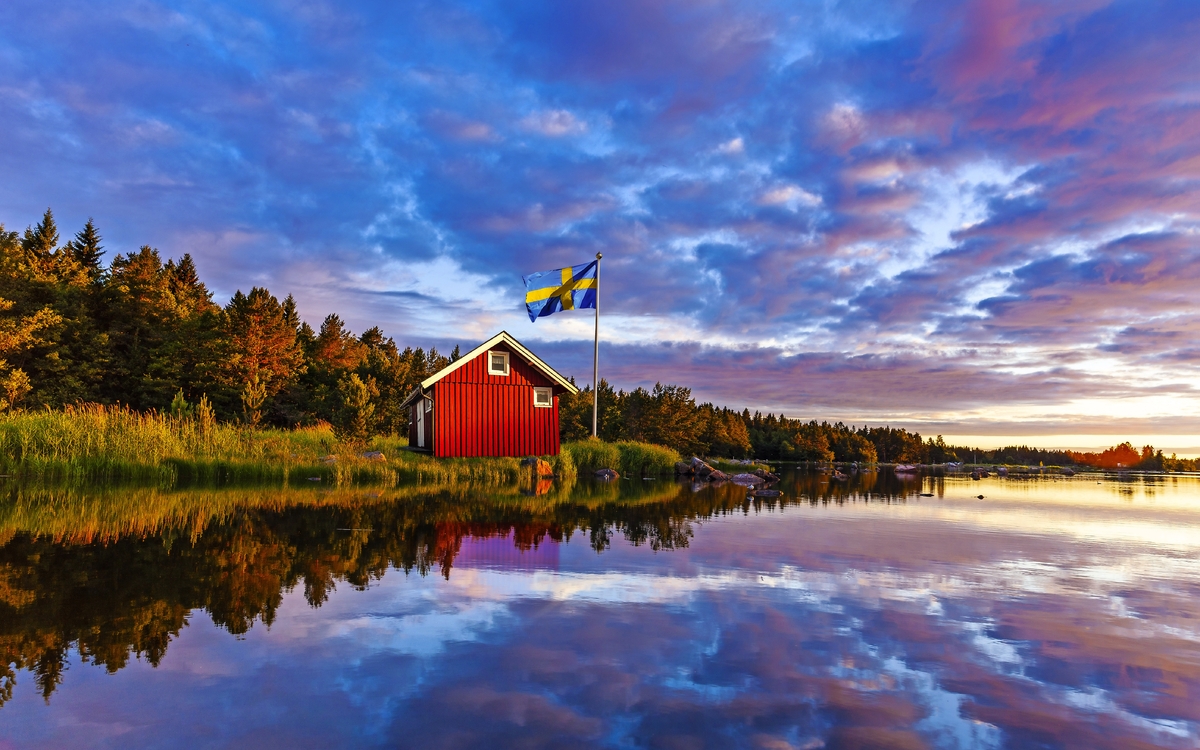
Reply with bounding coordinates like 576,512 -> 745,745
522,261 -> 597,322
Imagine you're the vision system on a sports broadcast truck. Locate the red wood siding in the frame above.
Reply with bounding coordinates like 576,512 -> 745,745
431,344 -> 562,457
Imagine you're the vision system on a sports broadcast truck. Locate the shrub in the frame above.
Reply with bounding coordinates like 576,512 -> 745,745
614,441 -> 680,476
563,439 -> 680,476
563,439 -> 620,473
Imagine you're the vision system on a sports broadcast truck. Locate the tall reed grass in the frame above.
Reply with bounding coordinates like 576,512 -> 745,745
563,439 -> 681,476
0,404 -> 570,489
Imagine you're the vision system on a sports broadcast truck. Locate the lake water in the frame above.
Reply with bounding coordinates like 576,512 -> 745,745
1,470 -> 1198,749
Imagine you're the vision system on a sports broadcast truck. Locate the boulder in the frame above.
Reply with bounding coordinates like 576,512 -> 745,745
521,456 -> 555,477
706,469 -> 730,482
675,461 -> 693,475
360,451 -> 386,462
690,456 -> 715,476
729,473 -> 764,486
595,468 -> 619,481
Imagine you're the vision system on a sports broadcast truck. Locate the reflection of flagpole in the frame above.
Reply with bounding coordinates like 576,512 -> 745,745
592,252 -> 602,437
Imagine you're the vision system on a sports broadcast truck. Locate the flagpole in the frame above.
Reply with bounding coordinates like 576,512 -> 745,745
592,252 -> 601,438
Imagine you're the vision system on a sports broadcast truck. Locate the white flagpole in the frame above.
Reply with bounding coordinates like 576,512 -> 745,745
592,252 -> 601,438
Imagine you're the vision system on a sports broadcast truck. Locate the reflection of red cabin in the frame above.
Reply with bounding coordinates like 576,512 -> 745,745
400,331 -> 578,457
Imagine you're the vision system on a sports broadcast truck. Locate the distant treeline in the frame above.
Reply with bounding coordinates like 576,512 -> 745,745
3,209 -> 1194,468
559,383 -> 1087,465
1066,442 -> 1197,472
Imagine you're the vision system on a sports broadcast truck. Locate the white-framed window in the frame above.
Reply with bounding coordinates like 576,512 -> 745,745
424,396 -> 432,413
487,350 -> 510,376
533,387 -> 553,408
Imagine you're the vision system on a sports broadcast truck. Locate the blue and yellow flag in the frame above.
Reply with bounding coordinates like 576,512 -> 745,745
522,261 -> 597,322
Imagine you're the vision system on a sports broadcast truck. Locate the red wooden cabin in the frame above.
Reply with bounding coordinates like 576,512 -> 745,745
400,331 -> 578,457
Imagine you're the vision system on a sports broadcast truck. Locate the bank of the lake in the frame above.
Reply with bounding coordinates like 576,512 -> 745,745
0,405 -> 686,488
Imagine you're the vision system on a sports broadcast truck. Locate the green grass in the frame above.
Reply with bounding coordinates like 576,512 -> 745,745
562,439 -> 620,474
0,405 -> 571,489
563,439 -> 681,476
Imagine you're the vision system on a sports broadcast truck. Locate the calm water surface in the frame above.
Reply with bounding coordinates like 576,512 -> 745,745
1,470 -> 1198,749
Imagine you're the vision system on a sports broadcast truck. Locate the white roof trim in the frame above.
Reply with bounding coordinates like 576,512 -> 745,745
414,331 -> 579,395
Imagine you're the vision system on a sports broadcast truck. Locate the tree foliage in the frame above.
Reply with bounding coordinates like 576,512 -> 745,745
0,210 -> 451,435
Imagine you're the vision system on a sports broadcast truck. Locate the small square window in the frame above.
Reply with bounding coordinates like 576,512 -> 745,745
424,397 -> 432,413
488,351 -> 510,376
533,387 -> 553,408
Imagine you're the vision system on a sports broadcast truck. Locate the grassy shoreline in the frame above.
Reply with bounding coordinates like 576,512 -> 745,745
0,405 -> 688,489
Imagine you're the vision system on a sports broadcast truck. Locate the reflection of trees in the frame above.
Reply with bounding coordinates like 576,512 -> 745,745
0,469 -> 920,705
780,468 -> 919,504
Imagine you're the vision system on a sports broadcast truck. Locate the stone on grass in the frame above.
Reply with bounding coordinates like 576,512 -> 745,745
521,456 -> 555,477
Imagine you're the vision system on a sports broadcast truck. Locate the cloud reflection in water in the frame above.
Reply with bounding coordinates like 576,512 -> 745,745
0,475 -> 1198,748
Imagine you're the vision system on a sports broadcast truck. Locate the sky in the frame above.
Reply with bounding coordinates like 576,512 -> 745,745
1,0 -> 1198,453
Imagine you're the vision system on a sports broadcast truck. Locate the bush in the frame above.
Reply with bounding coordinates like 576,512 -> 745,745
563,439 -> 620,474
563,439 -> 680,476
614,441 -> 681,475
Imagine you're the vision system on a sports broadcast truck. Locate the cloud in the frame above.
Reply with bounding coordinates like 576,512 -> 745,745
716,136 -> 744,155
519,108 -> 587,137
759,184 -> 822,208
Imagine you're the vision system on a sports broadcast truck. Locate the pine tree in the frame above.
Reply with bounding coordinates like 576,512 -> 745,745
0,213 -> 108,406
358,328 -> 414,436
21,208 -> 59,260
164,254 -> 214,319
102,247 -> 176,406
65,219 -> 104,281
313,314 -> 365,370
119,252 -> 220,410
333,372 -> 378,443
281,294 -> 302,332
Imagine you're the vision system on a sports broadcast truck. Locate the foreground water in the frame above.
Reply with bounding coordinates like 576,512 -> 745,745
1,470 -> 1198,749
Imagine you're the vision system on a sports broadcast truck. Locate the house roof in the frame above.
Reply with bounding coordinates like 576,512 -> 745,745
400,331 -> 579,408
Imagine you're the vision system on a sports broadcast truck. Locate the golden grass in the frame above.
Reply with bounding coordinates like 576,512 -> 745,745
0,405 -> 572,489
562,439 -> 681,476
